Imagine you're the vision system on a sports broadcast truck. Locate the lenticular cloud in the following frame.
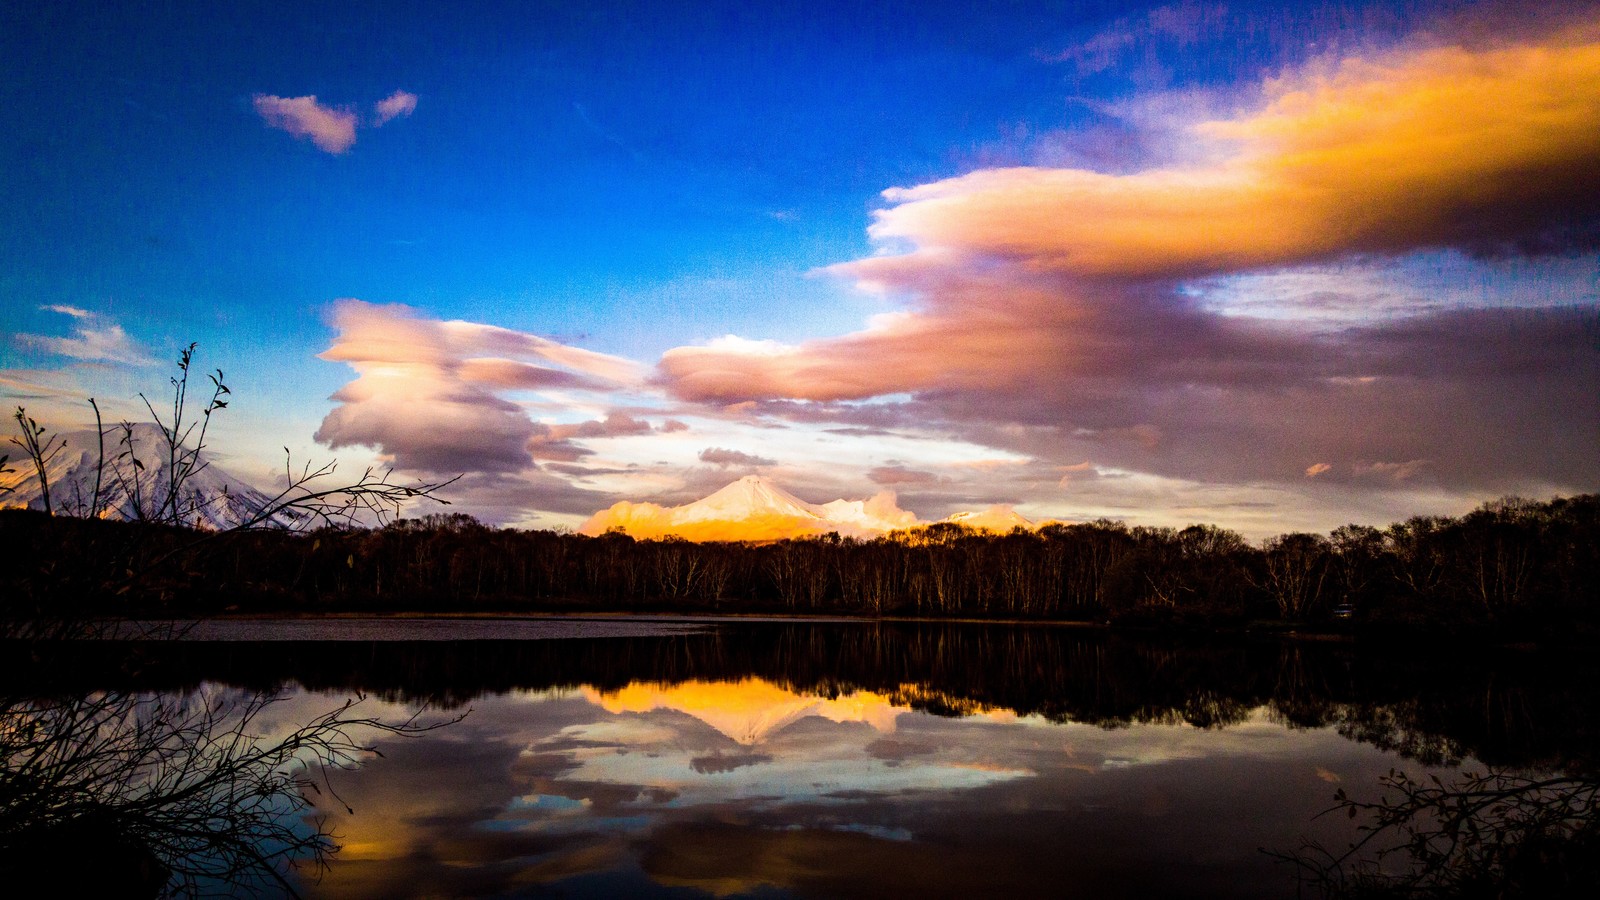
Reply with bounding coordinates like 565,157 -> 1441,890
314,300 -> 644,474
654,21 -> 1600,502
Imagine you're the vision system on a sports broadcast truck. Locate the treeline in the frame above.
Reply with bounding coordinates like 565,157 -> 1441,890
3,494 -> 1597,634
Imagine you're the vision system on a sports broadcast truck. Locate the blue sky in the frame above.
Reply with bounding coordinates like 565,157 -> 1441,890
3,1 -> 1597,534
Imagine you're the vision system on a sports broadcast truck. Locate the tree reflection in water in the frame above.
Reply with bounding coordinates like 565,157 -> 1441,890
4,621 -> 1597,896
0,685 -> 456,896
1277,768 -> 1599,898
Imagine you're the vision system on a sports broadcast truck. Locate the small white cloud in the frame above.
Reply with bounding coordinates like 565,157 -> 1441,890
40,304 -> 91,319
17,322 -> 154,366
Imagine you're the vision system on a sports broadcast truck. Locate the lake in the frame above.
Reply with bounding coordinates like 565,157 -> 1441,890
10,618 -> 1594,898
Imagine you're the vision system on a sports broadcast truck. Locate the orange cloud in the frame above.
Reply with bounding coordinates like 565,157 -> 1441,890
649,17 -> 1600,511
661,22 -> 1600,404
861,30 -> 1600,281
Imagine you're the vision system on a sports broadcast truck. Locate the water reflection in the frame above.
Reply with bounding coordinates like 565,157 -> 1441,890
7,621 -> 1595,897
308,676 -> 1403,899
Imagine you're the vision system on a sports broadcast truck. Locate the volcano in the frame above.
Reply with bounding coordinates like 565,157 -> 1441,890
579,474 -> 920,542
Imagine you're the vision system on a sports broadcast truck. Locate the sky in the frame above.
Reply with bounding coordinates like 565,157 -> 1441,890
2,0 -> 1597,537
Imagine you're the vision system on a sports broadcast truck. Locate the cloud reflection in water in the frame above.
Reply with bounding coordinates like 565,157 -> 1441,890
298,675 -> 1420,898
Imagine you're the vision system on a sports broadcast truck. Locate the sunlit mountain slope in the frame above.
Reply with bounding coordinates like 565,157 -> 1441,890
579,474 -> 1035,541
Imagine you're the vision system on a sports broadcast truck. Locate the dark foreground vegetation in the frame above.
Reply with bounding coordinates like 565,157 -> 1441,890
1,351 -> 461,896
4,492 -> 1598,639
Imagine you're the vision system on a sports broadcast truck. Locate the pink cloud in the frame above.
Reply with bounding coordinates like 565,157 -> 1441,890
252,94 -> 358,154
699,447 -> 777,467
254,89 -> 419,154
373,90 -> 418,126
869,465 -> 940,486
314,300 -> 644,473
1353,459 -> 1432,483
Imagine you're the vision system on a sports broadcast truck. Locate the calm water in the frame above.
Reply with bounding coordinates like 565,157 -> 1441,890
20,618 -> 1595,898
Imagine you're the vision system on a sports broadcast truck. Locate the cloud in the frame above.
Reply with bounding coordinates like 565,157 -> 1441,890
698,447 -> 777,467
373,90 -> 418,126
15,307 -> 153,366
553,414 -> 655,440
253,94 -> 359,154
526,414 -> 656,462
1304,463 -> 1332,478
1042,2 -> 1228,75
314,300 -> 644,474
1352,459 -> 1432,483
860,30 -> 1600,282
254,89 -> 418,154
654,16 -> 1600,512
868,465 -> 939,486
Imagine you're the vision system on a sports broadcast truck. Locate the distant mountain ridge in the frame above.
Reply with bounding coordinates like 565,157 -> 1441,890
1,422 -> 289,530
579,474 -> 1035,542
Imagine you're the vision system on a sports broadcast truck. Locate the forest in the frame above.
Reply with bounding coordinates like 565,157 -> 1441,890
3,492 -> 1597,637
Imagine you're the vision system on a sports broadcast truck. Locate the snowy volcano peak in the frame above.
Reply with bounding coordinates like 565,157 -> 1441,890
580,475 -> 920,541
676,474 -> 825,524
1,423 -> 288,530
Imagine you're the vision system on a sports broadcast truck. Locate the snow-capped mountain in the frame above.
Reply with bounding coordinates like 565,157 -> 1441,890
674,475 -> 827,525
2,422 -> 290,530
579,474 -> 1031,542
580,474 -> 919,541
941,505 -> 1035,534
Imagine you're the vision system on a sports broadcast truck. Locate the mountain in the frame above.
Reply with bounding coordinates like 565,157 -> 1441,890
582,679 -> 906,745
1,423 -> 289,530
579,474 -> 1033,542
580,474 -> 921,542
942,505 -> 1035,534
675,475 -> 826,525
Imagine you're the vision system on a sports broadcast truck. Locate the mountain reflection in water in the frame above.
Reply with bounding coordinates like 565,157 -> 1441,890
12,621 -> 1596,898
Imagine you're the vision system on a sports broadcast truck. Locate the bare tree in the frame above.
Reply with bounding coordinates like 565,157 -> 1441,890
7,345 -> 455,534
1275,768 -> 1600,897
9,407 -> 66,515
